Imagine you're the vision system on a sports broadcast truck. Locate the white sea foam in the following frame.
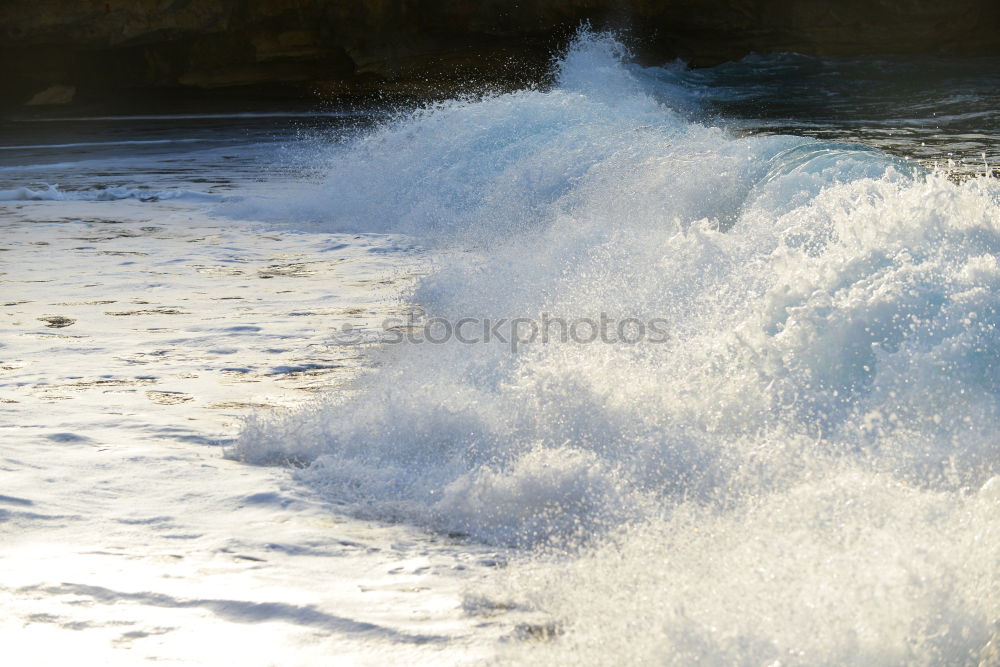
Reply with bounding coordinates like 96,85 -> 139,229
0,184 -> 227,202
231,31 -> 1000,663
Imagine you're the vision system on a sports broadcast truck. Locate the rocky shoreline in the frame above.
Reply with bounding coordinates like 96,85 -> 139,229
4,0 -> 999,110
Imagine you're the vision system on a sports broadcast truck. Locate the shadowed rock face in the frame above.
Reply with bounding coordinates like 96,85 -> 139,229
2,0 -> 999,107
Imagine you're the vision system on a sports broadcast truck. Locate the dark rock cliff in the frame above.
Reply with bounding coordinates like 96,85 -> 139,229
3,0 -> 998,107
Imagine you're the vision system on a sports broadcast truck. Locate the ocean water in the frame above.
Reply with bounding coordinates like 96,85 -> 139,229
0,109 -> 370,199
656,51 -> 1000,172
6,30 -> 999,664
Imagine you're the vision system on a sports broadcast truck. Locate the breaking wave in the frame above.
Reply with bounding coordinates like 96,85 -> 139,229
230,31 -> 1000,664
